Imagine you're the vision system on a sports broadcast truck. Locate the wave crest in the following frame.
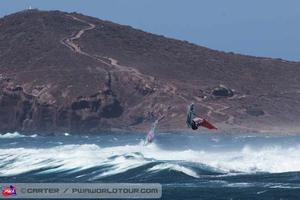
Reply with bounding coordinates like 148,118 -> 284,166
1,141 -> 300,178
0,132 -> 37,139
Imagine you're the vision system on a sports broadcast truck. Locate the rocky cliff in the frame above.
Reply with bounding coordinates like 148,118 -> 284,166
0,10 -> 300,134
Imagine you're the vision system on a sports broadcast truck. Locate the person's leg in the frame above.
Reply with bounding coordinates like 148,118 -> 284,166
191,120 -> 198,130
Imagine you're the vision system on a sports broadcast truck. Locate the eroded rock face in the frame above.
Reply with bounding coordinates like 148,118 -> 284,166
0,10 -> 300,134
0,77 -> 128,134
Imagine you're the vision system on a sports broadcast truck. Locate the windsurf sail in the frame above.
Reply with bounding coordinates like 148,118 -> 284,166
201,119 -> 217,130
186,103 -> 195,128
145,119 -> 158,144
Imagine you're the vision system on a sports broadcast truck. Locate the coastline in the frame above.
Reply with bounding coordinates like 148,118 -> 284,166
0,125 -> 299,137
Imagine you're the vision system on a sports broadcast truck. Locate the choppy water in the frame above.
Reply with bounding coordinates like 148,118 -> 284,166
1,132 -> 300,199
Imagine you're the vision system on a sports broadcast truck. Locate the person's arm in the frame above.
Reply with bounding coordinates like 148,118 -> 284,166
192,111 -> 201,118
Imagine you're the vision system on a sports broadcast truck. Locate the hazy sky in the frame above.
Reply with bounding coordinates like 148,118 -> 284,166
1,0 -> 300,61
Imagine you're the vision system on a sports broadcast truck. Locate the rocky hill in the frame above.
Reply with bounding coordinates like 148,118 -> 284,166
0,10 -> 300,134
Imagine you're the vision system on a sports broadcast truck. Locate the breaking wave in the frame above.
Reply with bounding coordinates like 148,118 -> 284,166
0,132 -> 37,139
1,137 -> 300,179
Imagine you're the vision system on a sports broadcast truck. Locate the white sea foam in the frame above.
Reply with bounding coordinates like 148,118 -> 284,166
1,141 -> 300,177
0,132 -> 38,139
30,134 -> 38,138
0,132 -> 25,138
148,163 -> 200,178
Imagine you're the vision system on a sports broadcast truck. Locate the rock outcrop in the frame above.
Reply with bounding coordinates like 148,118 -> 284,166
0,10 -> 300,134
212,85 -> 234,98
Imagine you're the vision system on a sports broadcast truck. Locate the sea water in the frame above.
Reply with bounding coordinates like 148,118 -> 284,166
1,132 -> 300,199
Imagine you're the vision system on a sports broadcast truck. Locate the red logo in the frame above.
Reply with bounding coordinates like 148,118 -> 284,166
2,185 -> 16,197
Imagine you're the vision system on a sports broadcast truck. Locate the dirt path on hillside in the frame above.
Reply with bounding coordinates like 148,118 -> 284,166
60,14 -> 181,117
60,14 -> 233,123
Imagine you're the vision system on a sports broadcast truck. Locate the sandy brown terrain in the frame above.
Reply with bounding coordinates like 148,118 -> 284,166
0,10 -> 299,135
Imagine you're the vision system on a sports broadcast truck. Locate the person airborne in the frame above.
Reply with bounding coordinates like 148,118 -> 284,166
186,103 -> 217,130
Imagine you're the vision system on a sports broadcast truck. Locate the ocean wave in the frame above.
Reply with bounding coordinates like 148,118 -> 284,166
148,163 -> 200,178
0,132 -> 37,139
1,141 -> 300,178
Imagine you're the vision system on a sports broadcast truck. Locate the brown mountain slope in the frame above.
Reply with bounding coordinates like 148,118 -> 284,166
0,10 -> 299,134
